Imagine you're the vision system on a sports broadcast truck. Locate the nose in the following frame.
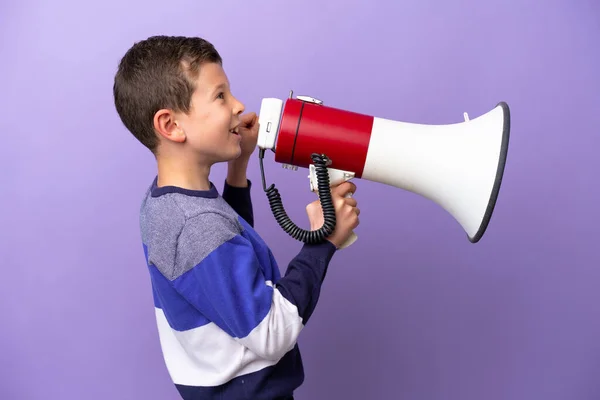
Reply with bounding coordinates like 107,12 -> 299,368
232,95 -> 245,115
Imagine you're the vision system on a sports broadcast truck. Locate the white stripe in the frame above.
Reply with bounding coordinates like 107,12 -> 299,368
237,281 -> 304,361
155,308 -> 278,387
154,282 -> 304,387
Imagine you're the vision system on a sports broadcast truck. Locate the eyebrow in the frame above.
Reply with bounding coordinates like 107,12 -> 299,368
211,82 -> 228,95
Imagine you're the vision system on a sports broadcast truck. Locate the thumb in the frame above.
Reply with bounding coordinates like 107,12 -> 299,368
332,181 -> 356,197
241,112 -> 257,125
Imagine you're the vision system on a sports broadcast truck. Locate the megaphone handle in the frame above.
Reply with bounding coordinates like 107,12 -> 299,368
338,232 -> 358,249
336,192 -> 358,249
309,165 -> 358,250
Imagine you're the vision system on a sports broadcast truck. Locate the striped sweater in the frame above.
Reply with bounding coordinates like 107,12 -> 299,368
139,176 -> 337,400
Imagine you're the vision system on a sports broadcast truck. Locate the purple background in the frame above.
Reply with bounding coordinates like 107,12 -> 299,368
1,0 -> 599,399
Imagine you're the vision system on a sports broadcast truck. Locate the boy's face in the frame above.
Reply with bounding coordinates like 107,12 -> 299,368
159,62 -> 245,165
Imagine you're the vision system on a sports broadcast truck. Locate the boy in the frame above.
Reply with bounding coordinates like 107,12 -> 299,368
113,35 -> 360,400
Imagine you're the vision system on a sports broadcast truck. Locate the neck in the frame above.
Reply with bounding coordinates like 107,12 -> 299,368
156,154 -> 212,191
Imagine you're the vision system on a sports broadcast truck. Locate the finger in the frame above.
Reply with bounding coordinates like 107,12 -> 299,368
333,181 -> 356,197
344,197 -> 358,207
240,112 -> 257,126
241,112 -> 256,122
333,196 -> 347,209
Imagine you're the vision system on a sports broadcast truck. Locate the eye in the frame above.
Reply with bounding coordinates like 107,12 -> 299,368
216,92 -> 225,100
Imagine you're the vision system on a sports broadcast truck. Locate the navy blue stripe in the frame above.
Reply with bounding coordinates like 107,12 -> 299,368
275,241 -> 336,325
171,235 -> 274,338
222,179 -> 254,227
150,176 -> 219,198
175,344 -> 303,400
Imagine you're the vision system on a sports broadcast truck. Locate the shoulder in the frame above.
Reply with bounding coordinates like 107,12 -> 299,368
140,193 -> 187,246
174,211 -> 245,276
180,210 -> 241,248
140,194 -> 187,279
141,193 -> 247,280
140,190 -> 240,239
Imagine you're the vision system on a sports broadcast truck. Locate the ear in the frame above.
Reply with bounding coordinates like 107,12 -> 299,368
153,109 -> 186,144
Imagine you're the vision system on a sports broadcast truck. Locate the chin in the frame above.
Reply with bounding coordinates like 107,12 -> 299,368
226,148 -> 242,162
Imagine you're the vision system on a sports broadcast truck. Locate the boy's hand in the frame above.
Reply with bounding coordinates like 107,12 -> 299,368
236,112 -> 259,160
306,182 -> 360,249
227,112 -> 259,187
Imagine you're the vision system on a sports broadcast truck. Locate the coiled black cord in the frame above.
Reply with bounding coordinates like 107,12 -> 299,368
258,149 -> 336,244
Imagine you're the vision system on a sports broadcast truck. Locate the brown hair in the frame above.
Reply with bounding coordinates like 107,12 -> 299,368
113,35 -> 222,153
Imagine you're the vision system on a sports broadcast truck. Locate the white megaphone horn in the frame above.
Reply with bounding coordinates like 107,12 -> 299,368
256,90 -> 510,249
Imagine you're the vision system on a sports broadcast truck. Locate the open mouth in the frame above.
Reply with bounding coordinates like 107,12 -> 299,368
229,127 -> 239,135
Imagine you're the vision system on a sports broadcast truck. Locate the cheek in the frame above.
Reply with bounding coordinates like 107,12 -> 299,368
198,109 -> 229,130
219,109 -> 231,126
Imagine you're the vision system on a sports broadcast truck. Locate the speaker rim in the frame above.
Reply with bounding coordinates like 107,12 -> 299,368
468,101 -> 511,243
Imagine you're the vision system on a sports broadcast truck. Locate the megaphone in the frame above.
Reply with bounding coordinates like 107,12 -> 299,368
256,90 -> 510,248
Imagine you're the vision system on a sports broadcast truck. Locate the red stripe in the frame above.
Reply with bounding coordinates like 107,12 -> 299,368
274,99 -> 373,178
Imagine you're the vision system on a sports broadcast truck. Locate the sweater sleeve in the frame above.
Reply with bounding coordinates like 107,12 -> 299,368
170,212 -> 336,361
222,179 -> 254,227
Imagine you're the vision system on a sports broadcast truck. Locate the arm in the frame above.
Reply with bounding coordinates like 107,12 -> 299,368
224,158 -> 254,227
170,212 -> 336,361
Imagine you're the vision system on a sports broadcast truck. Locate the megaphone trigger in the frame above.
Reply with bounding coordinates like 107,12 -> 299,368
308,165 -> 355,193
